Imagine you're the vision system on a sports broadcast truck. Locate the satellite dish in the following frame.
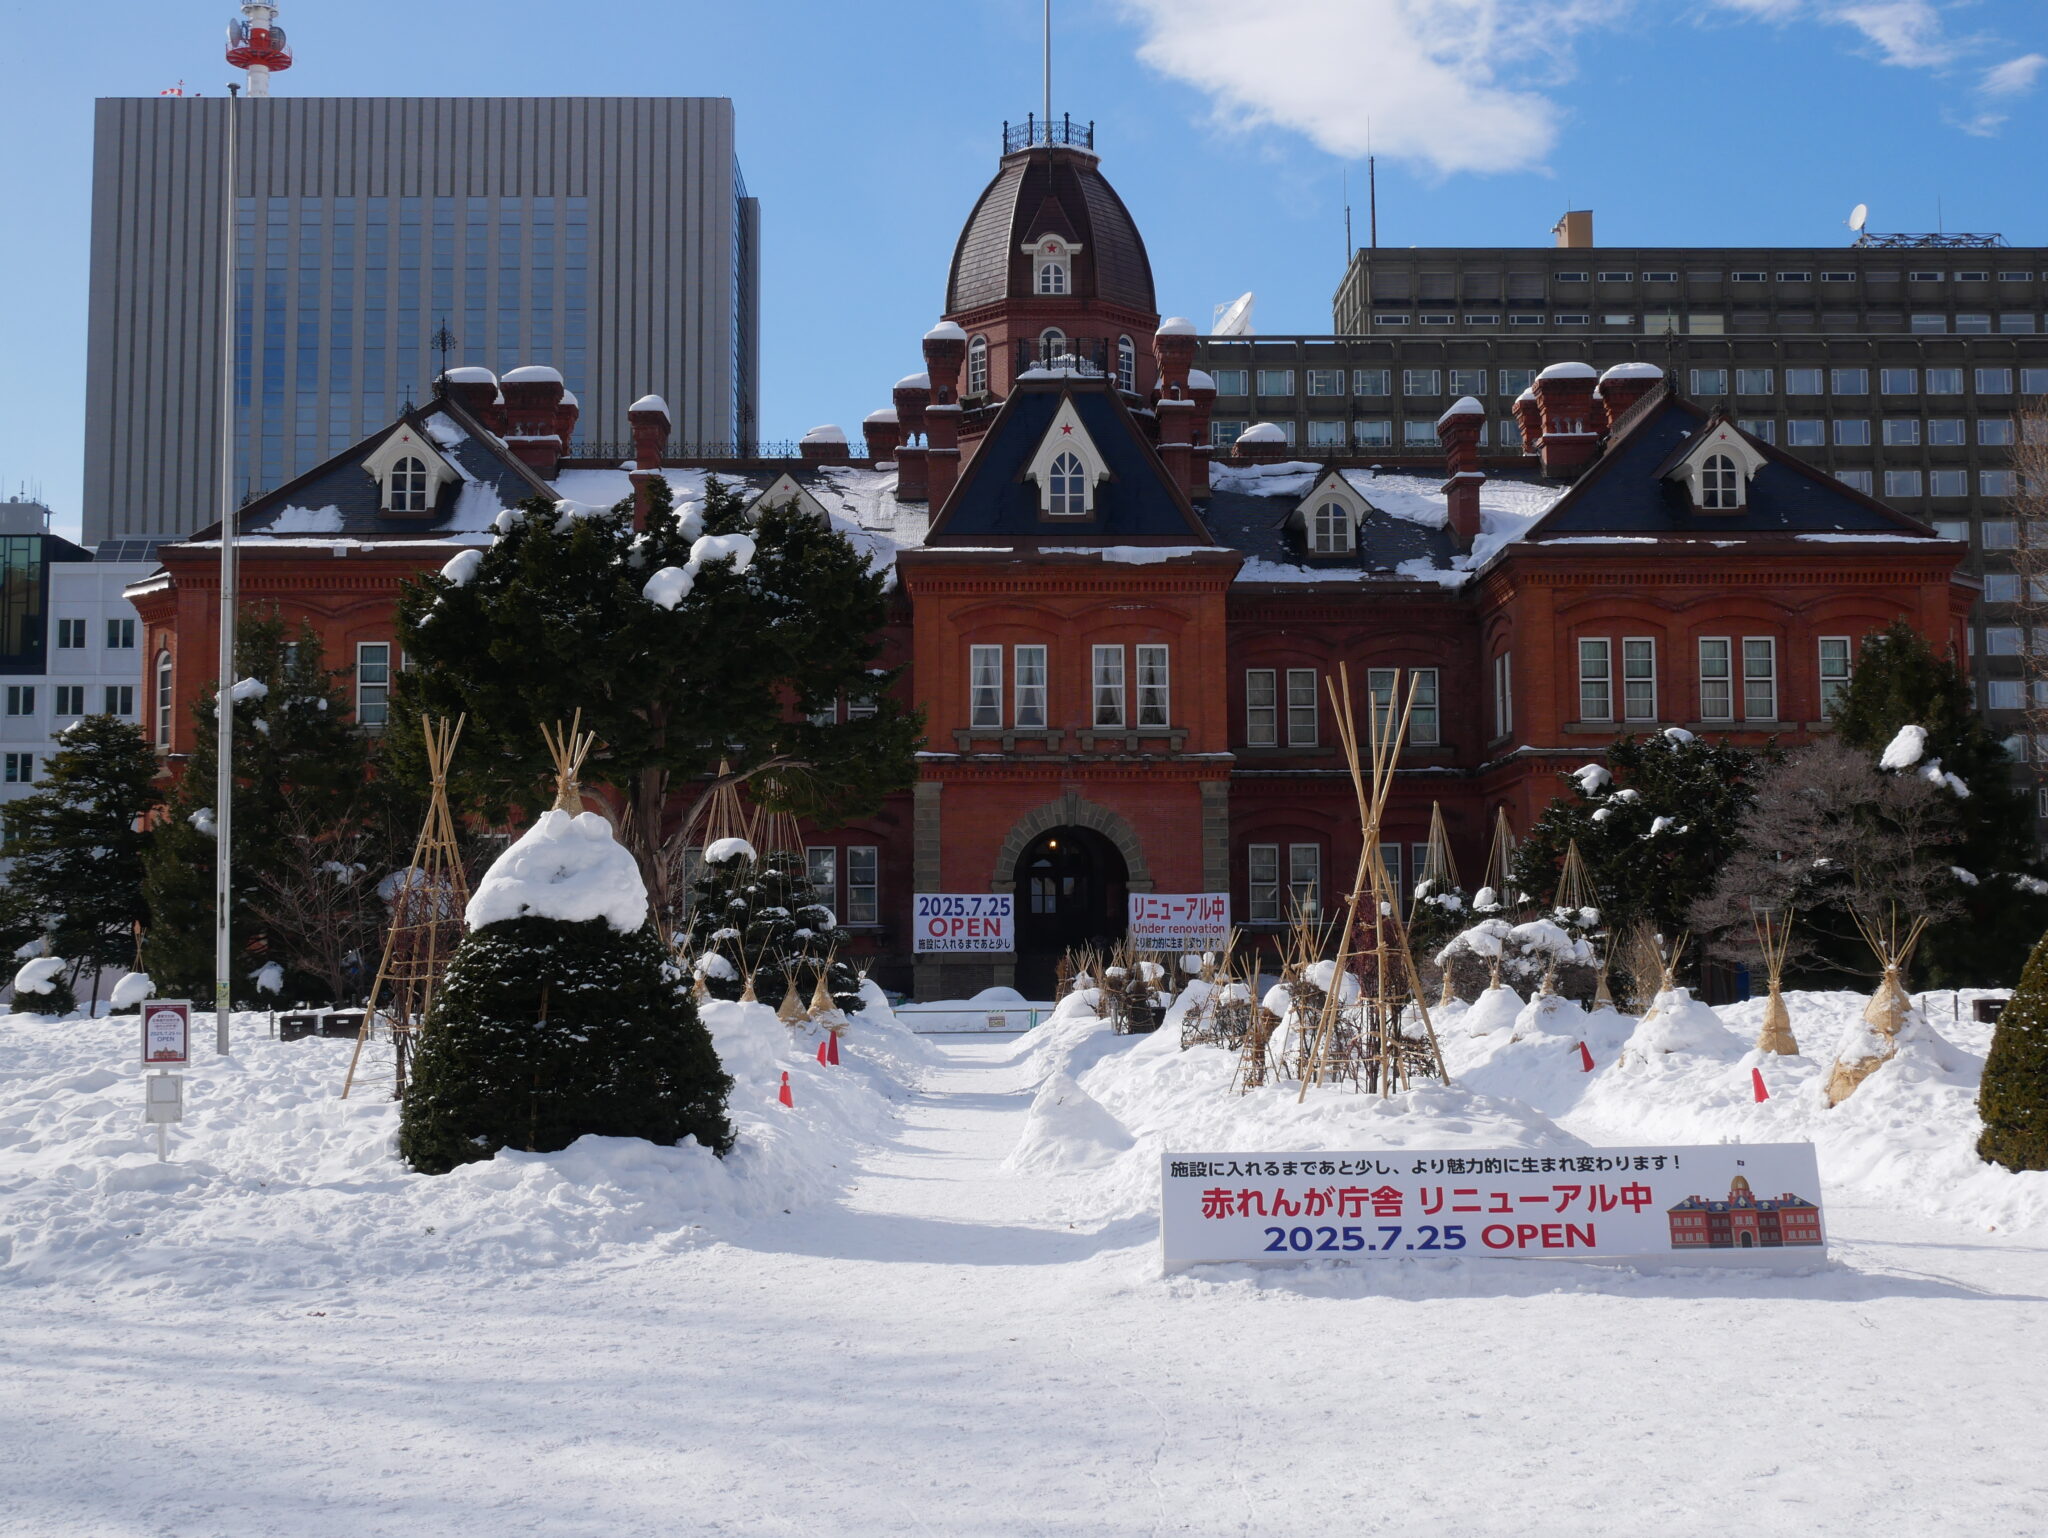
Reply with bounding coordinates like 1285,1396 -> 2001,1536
1212,291 -> 1255,337
1849,202 -> 1869,232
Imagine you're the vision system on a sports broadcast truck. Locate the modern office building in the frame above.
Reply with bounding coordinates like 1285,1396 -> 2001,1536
83,96 -> 760,543
0,497 -> 161,806
1195,220 -> 2048,754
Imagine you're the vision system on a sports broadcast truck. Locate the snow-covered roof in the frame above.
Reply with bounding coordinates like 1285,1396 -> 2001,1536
502,364 -> 564,385
1536,362 -> 1599,382
629,394 -> 671,415
923,320 -> 968,342
895,372 -> 931,391
1156,316 -> 1197,336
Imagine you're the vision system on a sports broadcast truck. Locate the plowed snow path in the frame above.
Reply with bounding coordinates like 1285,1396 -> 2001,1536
5,1037 -> 2046,1538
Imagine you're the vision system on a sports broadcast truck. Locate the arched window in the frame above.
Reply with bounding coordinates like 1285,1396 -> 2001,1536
1038,261 -> 1068,296
1039,328 -> 1066,364
1311,502 -> 1352,554
1701,453 -> 1741,509
1048,451 -> 1088,516
1117,335 -> 1136,393
967,335 -> 989,395
153,649 -> 173,750
388,455 -> 430,512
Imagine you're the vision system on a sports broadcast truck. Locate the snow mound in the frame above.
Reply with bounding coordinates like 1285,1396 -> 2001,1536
642,565 -> 694,609
13,957 -> 66,997
704,836 -> 755,865
1002,1071 -> 1134,1175
1512,990 -> 1589,1043
440,548 -> 483,587
691,532 -> 755,571
466,809 -> 648,934
109,972 -> 153,1009
1461,984 -> 1525,1037
1880,724 -> 1927,770
1619,988 -> 1746,1064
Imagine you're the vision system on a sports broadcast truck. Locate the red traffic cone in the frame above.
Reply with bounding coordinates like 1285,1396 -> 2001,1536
816,1037 -> 830,1065
778,1071 -> 793,1108
826,1031 -> 841,1066
1576,1041 -> 1595,1073
1751,1067 -> 1769,1103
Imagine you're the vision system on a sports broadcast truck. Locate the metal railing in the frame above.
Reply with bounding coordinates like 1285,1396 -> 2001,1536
1003,113 -> 1094,153
894,1003 -> 1049,1034
563,439 -> 873,462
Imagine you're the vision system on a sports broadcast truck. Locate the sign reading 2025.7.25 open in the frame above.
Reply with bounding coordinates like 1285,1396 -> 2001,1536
912,893 -> 1014,954
1160,1143 -> 1826,1267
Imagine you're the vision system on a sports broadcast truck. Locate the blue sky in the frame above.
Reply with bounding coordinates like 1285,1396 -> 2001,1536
1,0 -> 2042,538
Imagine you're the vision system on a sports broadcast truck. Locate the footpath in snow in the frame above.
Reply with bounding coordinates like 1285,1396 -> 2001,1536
2,985 -> 2046,1537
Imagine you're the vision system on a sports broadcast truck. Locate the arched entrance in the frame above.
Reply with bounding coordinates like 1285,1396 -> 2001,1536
1014,826 -> 1128,997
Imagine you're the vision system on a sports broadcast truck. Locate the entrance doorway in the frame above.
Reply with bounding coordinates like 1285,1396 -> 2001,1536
1013,825 -> 1128,998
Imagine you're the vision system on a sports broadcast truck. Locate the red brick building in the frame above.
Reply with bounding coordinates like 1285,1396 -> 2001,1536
1668,1175 -> 1825,1249
130,124 -> 1973,998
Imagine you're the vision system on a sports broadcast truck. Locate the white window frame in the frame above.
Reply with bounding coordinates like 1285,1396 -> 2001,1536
806,847 -> 837,907
154,650 -> 172,749
1310,501 -> 1353,554
1288,843 -> 1322,919
1136,645 -> 1170,728
969,644 -> 1003,729
54,684 -> 85,717
845,846 -> 879,926
1245,669 -> 1277,747
1622,637 -> 1657,722
1248,843 -> 1281,922
1700,453 -> 1742,509
1579,638 -> 1613,723
4,685 -> 34,717
1409,668 -> 1441,746
1255,368 -> 1296,397
2,752 -> 30,785
1014,644 -> 1047,729
356,641 -> 391,728
1092,645 -> 1125,728
1116,335 -> 1135,393
1743,636 -> 1778,722
1818,635 -> 1852,720
107,617 -> 136,650
1699,637 -> 1733,722
55,618 -> 85,650
1493,651 -> 1513,739
967,335 -> 989,395
104,685 -> 135,718
1286,668 -> 1318,747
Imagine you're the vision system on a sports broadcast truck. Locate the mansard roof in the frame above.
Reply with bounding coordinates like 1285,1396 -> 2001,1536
946,146 -> 1157,316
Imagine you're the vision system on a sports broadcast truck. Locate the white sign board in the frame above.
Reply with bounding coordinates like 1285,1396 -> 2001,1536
912,894 -> 1015,954
1161,1143 -> 1826,1267
141,1001 -> 192,1066
145,1074 -> 185,1124
1127,893 -> 1231,951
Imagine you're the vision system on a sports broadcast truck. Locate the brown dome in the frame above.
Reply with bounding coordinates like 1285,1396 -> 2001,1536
946,146 -> 1157,317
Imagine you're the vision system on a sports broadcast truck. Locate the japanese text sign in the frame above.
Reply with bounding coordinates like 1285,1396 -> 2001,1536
140,1001 -> 193,1067
1127,893 -> 1231,950
913,894 -> 1014,954
1160,1143 -> 1826,1268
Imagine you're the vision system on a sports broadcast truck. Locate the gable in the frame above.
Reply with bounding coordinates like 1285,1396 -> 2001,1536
745,472 -> 832,524
924,380 -> 1212,545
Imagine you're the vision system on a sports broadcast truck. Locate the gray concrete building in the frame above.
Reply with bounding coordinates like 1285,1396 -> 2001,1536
84,96 -> 760,542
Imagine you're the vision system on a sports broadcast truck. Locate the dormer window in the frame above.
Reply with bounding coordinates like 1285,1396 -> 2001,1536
1023,234 -> 1082,298
1025,396 -> 1109,519
1048,452 -> 1088,515
1310,501 -> 1354,554
1700,453 -> 1741,510
388,456 -> 431,512
967,335 -> 989,395
1039,260 -> 1067,295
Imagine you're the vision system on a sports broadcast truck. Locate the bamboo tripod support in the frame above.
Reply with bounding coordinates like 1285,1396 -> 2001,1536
1295,665 -> 1450,1101
1751,906 -> 1799,1055
342,715 -> 471,1100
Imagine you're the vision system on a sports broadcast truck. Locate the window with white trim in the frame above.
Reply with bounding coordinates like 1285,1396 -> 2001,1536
54,685 -> 84,716
154,650 -> 172,749
1047,451 -> 1087,516
806,847 -> 837,906
970,645 -> 1002,729
1287,669 -> 1318,746
1743,637 -> 1778,721
1818,636 -> 1852,720
104,685 -> 134,718
1492,651 -> 1513,738
388,456 -> 431,513
1699,637 -> 1733,721
845,846 -> 879,926
1310,501 -> 1352,553
56,618 -> 85,649
1289,844 -> 1322,918
2,753 -> 31,784
1248,843 -> 1281,922
1136,645 -> 1170,728
1116,335 -> 1135,393
1246,669 -> 1277,746
5,685 -> 34,716
1092,645 -> 1125,728
1037,259 -> 1067,295
967,336 -> 988,395
356,642 -> 391,727
1014,645 -> 1047,729
1409,668 -> 1440,745
1623,638 -> 1656,721
1579,639 -> 1613,722
108,617 -> 136,650
1700,453 -> 1741,509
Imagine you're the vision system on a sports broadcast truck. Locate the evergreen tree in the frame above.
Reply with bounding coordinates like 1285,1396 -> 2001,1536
1512,732 -> 1771,955
1,716 -> 159,985
393,475 -> 923,922
398,811 -> 734,1175
11,959 -> 77,1017
142,616 -> 368,1003
1827,620 -> 2047,984
1979,928 -> 2048,1172
684,846 -> 861,1009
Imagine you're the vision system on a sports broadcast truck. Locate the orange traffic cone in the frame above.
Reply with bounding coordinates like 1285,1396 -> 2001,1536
1751,1067 -> 1769,1103
778,1071 -> 793,1108
827,1031 -> 841,1066
816,1037 -> 830,1066
1576,1041 -> 1595,1073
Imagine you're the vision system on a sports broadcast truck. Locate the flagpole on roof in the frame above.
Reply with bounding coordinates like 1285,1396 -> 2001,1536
213,86 -> 242,1053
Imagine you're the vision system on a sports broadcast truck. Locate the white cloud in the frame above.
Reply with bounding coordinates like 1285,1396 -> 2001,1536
1829,1 -> 1958,67
1981,52 -> 2047,96
1120,0 -> 1625,176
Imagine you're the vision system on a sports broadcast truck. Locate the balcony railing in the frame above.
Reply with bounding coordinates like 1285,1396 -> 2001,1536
1003,113 -> 1094,154
564,439 -> 873,462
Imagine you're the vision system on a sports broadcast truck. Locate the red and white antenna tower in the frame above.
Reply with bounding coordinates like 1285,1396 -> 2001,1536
225,2 -> 293,96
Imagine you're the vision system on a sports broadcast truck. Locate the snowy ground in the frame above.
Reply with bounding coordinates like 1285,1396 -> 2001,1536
3,987 -> 2046,1537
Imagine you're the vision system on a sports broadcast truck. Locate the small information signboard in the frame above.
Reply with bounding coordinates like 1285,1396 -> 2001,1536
1161,1143 -> 1826,1269
140,1000 -> 193,1066
912,894 -> 1014,953
1128,893 -> 1231,951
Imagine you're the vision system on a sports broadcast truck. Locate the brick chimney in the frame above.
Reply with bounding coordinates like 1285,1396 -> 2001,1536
1597,362 -> 1664,428
1187,368 -> 1217,497
1532,362 -> 1601,479
627,393 -> 671,532
1153,318 -> 1199,497
863,408 -> 902,463
799,425 -> 851,465
440,366 -> 499,426
1436,397 -> 1486,551
555,388 -> 581,451
1513,388 -> 1542,453
1230,422 -> 1291,464
893,372 -> 931,502
500,364 -> 568,477
923,322 -> 968,509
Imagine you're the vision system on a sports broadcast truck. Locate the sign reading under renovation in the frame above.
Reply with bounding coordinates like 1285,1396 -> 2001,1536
1159,1143 -> 1826,1268
912,893 -> 1015,953
1127,893 -> 1231,950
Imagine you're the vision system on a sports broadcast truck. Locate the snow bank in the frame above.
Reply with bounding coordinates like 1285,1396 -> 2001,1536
466,809 -> 648,933
1002,1071 -> 1134,1175
1461,984 -> 1525,1037
1619,988 -> 1746,1065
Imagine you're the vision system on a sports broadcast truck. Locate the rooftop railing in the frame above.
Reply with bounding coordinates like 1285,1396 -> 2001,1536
1003,113 -> 1094,154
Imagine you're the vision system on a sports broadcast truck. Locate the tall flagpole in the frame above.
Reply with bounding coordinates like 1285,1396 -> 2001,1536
214,87 -> 241,1053
1043,0 -> 1051,137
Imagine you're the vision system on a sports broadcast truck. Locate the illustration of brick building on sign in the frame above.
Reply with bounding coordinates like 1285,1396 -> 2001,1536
1667,1175 -> 1823,1249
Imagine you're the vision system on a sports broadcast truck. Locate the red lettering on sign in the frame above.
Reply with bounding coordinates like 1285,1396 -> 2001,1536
1481,1224 -> 1516,1249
